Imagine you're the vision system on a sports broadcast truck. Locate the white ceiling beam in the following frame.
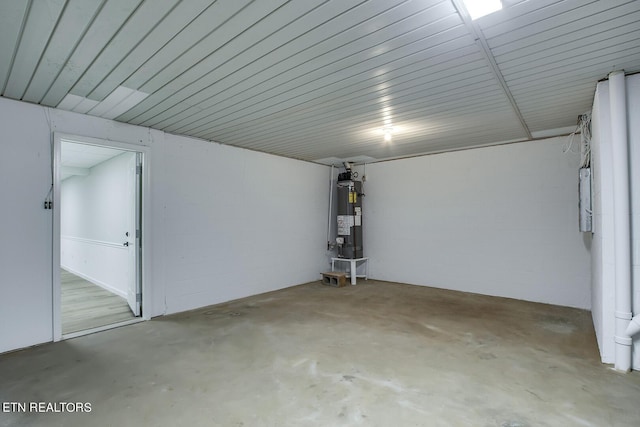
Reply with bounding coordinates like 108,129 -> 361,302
450,0 -> 532,139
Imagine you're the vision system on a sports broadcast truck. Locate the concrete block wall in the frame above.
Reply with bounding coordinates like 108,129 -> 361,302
0,97 -> 329,353
357,137 -> 591,309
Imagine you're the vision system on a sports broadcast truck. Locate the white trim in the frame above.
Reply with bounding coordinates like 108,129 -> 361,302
53,132 -> 152,342
53,134 -> 62,341
62,318 -> 144,340
60,265 -> 127,299
61,235 -> 127,250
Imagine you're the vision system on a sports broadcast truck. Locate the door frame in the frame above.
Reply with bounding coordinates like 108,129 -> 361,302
52,132 -> 152,341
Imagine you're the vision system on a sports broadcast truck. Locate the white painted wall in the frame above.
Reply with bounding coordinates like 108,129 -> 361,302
61,151 -> 136,298
591,74 -> 640,367
358,137 -> 591,309
0,92 -> 599,355
0,96 -> 328,353
153,133 -> 329,314
0,100 -> 54,352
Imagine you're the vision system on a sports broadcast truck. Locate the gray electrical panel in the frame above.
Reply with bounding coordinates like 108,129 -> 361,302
336,179 -> 363,258
579,167 -> 592,232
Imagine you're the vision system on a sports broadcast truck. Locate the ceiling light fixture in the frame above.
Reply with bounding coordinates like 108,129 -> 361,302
461,0 -> 502,20
382,127 -> 394,142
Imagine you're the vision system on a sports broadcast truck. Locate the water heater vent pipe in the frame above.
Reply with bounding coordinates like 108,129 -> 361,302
327,165 -> 334,249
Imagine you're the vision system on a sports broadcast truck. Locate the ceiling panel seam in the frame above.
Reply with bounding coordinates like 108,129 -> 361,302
118,0 -> 277,122
486,0 -> 634,49
67,0 -> 146,99
497,30 -> 640,71
204,98 -> 516,146
118,1 -> 456,126
38,0 -> 143,106
227,95 -> 511,145
141,0 -> 346,126
206,76 -> 501,142
166,56 -> 490,135
164,42 -> 483,133
450,0 -> 532,139
20,0 -> 69,101
230,101 -> 516,149
34,0 -> 108,104
122,0 -> 410,125
142,0 -> 401,128
487,1 -> 640,56
85,0 -> 184,101
88,0 -> 219,100
280,125 -> 528,159
168,31 -> 473,133
122,0 -> 255,96
138,0 -> 452,129
480,0 -> 597,40
494,20 -> 640,64
1,0 -> 32,94
132,0 -> 296,104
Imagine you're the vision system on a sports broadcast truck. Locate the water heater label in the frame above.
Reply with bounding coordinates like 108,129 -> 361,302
337,215 -> 354,235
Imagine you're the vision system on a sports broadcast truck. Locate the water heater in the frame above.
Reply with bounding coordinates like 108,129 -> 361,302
336,169 -> 363,258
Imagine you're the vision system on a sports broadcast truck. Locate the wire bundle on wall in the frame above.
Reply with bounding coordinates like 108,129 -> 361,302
577,113 -> 592,168
564,112 -> 591,164
565,112 -> 593,232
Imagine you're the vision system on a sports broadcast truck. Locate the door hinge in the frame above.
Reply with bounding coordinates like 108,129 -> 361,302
136,165 -> 142,175
136,293 -> 142,303
136,229 -> 140,238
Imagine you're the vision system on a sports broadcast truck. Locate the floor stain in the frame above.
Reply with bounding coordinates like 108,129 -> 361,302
1,280 -> 636,427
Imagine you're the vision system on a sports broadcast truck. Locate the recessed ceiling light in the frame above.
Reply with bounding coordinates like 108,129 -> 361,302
462,0 -> 502,20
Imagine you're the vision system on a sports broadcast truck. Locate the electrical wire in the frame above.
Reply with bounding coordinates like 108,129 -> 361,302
563,112 -> 591,169
563,126 -> 581,154
578,113 -> 592,168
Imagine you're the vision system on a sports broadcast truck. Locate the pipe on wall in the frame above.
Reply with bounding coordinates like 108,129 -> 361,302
627,316 -> 640,337
609,70 -> 633,371
327,165 -> 334,249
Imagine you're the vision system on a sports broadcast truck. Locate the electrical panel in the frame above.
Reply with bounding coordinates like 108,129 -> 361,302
579,167 -> 592,232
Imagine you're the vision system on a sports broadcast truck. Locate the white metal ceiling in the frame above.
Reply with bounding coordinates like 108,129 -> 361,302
1,0 -> 639,163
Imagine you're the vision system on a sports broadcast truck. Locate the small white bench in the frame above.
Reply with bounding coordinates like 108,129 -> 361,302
330,257 -> 369,285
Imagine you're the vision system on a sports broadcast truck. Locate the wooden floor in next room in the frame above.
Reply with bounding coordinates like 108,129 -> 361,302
61,269 -> 135,334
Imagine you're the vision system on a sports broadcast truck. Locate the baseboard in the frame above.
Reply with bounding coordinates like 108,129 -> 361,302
61,265 -> 127,299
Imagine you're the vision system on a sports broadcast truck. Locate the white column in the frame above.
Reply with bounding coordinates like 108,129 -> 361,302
609,70 -> 633,371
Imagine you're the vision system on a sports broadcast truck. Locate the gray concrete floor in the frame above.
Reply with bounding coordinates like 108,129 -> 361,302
1,280 -> 639,427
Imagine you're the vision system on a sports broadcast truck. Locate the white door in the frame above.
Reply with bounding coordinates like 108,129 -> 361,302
126,152 -> 142,316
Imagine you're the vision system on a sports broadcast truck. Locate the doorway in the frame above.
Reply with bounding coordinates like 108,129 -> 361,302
53,135 -> 147,339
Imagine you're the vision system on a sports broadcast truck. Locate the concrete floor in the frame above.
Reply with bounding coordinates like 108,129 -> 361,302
1,280 -> 639,427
